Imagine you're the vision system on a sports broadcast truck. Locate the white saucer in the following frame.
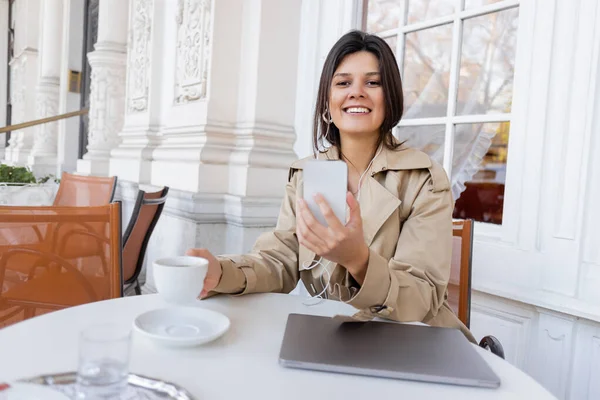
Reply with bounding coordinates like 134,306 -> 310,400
1,382 -> 70,400
133,307 -> 230,348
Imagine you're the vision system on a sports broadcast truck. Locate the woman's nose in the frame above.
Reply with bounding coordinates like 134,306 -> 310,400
348,83 -> 366,99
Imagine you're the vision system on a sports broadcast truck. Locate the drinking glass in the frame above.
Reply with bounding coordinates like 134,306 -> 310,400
76,324 -> 131,399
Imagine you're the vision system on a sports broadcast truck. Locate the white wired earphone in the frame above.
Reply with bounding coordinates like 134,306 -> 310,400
302,145 -> 383,306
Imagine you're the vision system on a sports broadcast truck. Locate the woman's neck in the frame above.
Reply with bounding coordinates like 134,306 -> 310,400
340,135 -> 380,174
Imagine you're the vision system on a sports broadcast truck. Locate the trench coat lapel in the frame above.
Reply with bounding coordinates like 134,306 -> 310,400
358,175 -> 401,247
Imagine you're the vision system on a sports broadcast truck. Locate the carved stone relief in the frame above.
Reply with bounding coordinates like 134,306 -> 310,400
174,0 -> 211,104
127,0 -> 153,113
32,81 -> 60,154
88,65 -> 126,151
8,58 -> 25,149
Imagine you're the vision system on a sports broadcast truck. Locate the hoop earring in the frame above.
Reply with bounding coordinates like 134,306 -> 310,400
323,121 -> 331,141
322,109 -> 332,124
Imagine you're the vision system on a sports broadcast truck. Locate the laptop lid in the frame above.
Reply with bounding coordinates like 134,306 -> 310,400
278,313 -> 501,389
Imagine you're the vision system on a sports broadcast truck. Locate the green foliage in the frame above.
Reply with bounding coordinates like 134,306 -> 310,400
0,164 -> 36,183
0,164 -> 60,184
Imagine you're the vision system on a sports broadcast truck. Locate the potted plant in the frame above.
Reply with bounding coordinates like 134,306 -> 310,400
0,164 -> 60,205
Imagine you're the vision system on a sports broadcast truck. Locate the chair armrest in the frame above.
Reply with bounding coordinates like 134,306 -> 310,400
479,335 -> 505,359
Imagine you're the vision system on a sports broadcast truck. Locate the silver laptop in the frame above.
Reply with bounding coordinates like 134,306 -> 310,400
278,313 -> 501,388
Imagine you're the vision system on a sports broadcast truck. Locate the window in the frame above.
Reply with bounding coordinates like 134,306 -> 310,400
365,0 -> 519,225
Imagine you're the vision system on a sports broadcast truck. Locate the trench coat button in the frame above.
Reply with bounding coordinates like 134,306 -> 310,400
370,305 -> 392,317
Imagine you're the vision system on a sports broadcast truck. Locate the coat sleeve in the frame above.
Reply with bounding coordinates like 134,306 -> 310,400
208,170 -> 301,296
345,167 -> 453,322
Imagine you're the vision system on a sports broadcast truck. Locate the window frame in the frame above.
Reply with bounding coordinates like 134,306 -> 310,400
364,0 -> 525,241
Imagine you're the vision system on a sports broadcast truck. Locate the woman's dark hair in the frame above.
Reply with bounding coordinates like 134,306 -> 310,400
313,30 -> 404,155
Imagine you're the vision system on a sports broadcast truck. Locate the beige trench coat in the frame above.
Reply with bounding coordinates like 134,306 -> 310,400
211,144 -> 475,343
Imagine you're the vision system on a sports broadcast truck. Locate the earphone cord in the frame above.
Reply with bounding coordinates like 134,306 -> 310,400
355,145 -> 383,202
302,258 -> 332,306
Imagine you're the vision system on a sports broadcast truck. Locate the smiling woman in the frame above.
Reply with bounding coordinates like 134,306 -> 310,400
186,30 -> 476,344
313,31 -> 403,158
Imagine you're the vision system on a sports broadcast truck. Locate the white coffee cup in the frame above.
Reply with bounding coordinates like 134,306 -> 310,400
153,256 -> 208,305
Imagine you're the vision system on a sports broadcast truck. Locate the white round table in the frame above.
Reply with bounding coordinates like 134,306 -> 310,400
0,293 -> 555,399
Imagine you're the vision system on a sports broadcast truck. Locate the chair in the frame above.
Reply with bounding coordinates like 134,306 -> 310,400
0,203 -> 122,328
50,172 -> 118,269
449,219 -> 474,327
450,219 -> 505,358
122,187 -> 169,295
53,172 -> 117,206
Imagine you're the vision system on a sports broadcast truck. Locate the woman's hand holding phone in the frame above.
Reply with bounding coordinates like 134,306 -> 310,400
296,192 -> 369,284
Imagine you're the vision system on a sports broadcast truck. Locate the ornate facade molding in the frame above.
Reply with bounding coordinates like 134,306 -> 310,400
8,58 -> 25,124
127,0 -> 153,113
174,0 -> 211,104
86,53 -> 127,156
31,78 -> 60,155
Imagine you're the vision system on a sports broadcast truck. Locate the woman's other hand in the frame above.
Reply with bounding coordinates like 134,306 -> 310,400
296,192 -> 369,284
185,248 -> 222,298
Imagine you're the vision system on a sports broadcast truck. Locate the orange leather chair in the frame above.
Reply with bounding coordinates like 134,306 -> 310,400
47,172 -> 118,272
0,203 -> 122,327
53,172 -> 117,206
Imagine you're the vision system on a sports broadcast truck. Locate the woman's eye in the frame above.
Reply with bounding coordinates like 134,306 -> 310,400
367,80 -> 381,86
335,81 -> 351,87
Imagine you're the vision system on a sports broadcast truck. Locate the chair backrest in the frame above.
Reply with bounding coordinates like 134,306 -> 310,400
122,187 -> 169,284
53,172 -> 117,206
448,219 -> 474,328
0,203 -> 122,327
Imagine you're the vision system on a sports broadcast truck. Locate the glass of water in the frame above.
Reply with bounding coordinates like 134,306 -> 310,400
76,324 -> 131,399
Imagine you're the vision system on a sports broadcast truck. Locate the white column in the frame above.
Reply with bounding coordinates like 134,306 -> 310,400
149,0 -> 230,193
56,0 -> 85,175
27,0 -> 63,176
108,0 -> 160,183
150,0 -> 301,196
225,0 -> 301,199
144,0 -> 302,253
5,0 -> 41,165
138,0 -> 303,293
77,0 -> 129,176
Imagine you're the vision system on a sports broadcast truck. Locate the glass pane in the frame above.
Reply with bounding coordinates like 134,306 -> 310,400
367,0 -> 402,33
456,8 -> 519,115
465,0 -> 504,9
407,0 -> 455,24
396,125 -> 446,164
384,35 -> 398,56
403,24 -> 453,118
452,122 -> 510,224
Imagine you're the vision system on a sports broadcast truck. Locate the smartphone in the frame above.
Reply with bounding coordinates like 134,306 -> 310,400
303,160 -> 348,227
